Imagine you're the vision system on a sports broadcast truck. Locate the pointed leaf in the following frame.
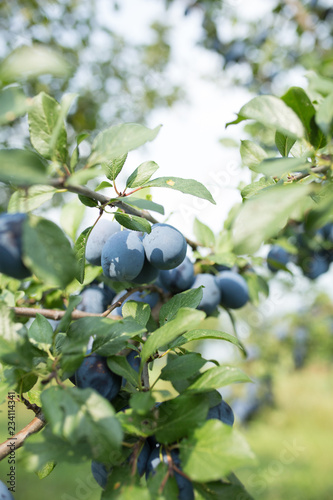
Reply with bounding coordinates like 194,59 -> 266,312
143,177 -> 216,204
159,288 -> 203,325
186,365 -> 251,392
28,314 -> 54,352
122,301 -> 151,327
120,196 -> 164,215
170,329 -> 245,353
275,131 -> 296,157
160,353 -> 207,381
28,92 -> 67,162
7,185 -> 56,213
107,355 -> 139,388
251,157 -> 309,178
89,123 -> 161,167
126,161 -> 159,188
114,213 -> 151,233
74,226 -> 93,284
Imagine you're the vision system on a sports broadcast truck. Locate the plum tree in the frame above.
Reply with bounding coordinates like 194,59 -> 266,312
74,353 -> 121,402
143,223 -> 187,270
0,481 -> 14,500
215,271 -> 249,310
85,219 -> 120,265
267,245 -> 290,272
0,212 -> 30,280
158,256 -> 195,293
207,400 -> 234,427
101,230 -> 145,281
190,273 -> 221,315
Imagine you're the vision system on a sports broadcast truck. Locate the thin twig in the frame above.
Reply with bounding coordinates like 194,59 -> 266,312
0,413 -> 46,461
10,307 -> 122,321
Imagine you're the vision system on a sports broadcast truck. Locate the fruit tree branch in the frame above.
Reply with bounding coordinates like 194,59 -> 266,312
11,307 -> 122,321
0,412 -> 46,462
51,179 -> 200,250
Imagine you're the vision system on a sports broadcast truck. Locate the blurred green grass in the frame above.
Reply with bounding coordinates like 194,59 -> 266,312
0,363 -> 332,500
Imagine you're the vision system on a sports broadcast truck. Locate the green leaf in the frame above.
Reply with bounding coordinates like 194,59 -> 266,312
122,301 -> 151,327
232,183 -> 312,254
102,154 -> 128,182
186,365 -> 251,393
57,295 -> 82,337
7,185 -> 56,213
60,197 -> 86,242
275,131 -> 296,157
193,218 -> 215,247
126,161 -> 159,188
160,353 -> 207,381
141,308 -> 205,365
74,227 -> 93,284
281,87 -> 326,148
95,180 -> 113,191
78,194 -> 98,207
315,92 -> 333,137
119,196 -> 164,215
170,329 -> 245,353
241,178 -> 275,200
240,140 -> 268,168
66,166 -> 102,186
155,393 -> 209,444
159,288 -> 203,325
69,317 -> 146,356
0,86 -> 30,125
107,355 -> 139,388
194,481 -> 254,500
28,92 -> 67,162
114,213 -> 151,233
41,386 -> 123,462
143,177 -> 216,204
36,461 -> 56,480
306,71 -> 333,97
0,45 -> 72,84
0,149 -> 48,186
129,391 -> 155,414
88,123 -> 161,167
22,216 -> 78,288
227,95 -> 305,139
180,420 -> 255,482
251,157 -> 309,178
28,314 -> 53,353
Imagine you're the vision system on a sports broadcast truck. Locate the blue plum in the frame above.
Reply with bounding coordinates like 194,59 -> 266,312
215,271 -> 249,309
303,252 -> 330,279
77,285 -> 111,314
0,212 -> 30,280
207,400 -> 234,427
75,353 -> 121,402
91,461 -> 111,489
133,440 -> 151,476
127,349 -> 141,372
0,481 -> 14,500
146,448 -> 194,500
143,223 -> 187,270
159,257 -> 195,293
190,273 -> 221,315
317,223 -> 333,243
111,289 -> 159,316
267,245 -> 290,272
101,231 -> 145,281
86,219 -> 120,266
131,257 -> 159,284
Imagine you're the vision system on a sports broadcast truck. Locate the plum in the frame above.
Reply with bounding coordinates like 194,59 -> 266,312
302,252 -> 330,279
101,230 -> 145,281
74,353 -> 121,402
267,245 -> 290,272
207,400 -> 234,426
131,257 -> 159,284
0,212 -> 30,280
143,223 -> 187,270
86,219 -> 120,266
91,461 -> 111,489
190,273 -> 221,315
146,447 -> 194,500
159,257 -> 195,293
77,285 -> 111,314
215,271 -> 249,309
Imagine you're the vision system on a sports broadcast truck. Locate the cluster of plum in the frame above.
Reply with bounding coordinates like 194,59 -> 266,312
267,222 -> 333,280
86,218 -> 250,315
71,345 -> 234,497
